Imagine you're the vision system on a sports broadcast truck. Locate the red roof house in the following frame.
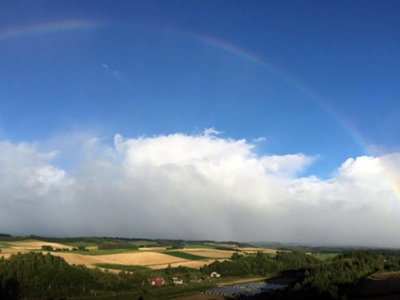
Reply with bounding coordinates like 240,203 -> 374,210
150,277 -> 165,286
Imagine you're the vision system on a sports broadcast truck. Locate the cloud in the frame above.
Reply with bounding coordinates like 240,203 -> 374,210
0,130 -> 399,247
101,63 -> 121,80
253,137 -> 266,142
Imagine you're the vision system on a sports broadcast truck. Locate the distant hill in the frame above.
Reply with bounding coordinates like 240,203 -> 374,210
0,233 -> 11,237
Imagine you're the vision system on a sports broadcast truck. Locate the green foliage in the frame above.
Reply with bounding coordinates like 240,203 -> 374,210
0,252 -> 150,299
276,251 -> 321,269
202,251 -> 286,277
98,242 -> 138,250
383,255 -> 400,271
312,253 -> 339,261
289,250 -> 387,299
0,252 -> 94,299
40,245 -> 54,251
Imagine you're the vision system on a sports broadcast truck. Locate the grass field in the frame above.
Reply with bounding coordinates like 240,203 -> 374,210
184,243 -> 217,249
311,253 -> 339,260
95,263 -> 150,272
0,241 -> 11,248
130,240 -> 159,246
206,243 -> 237,248
163,251 -> 209,261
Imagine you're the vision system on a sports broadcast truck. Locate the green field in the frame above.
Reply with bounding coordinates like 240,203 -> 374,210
0,241 -> 11,248
311,253 -> 339,260
207,243 -> 237,248
129,240 -> 159,247
163,251 -> 209,260
64,242 -> 99,247
95,263 -> 150,272
184,243 -> 217,249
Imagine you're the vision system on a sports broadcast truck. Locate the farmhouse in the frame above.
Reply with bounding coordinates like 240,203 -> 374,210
149,277 -> 165,286
172,276 -> 184,284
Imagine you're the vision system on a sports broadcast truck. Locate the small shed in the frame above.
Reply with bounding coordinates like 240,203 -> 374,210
150,276 -> 165,286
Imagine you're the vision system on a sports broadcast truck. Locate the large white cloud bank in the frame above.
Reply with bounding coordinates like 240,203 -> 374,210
1,130 -> 400,247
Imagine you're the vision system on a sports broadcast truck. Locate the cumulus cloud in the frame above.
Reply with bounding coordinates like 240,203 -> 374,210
0,131 -> 399,247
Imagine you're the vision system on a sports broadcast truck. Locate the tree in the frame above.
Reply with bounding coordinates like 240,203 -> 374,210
41,245 -> 54,251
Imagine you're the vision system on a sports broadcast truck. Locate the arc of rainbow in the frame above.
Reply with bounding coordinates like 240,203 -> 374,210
0,20 -> 101,42
162,26 -> 400,204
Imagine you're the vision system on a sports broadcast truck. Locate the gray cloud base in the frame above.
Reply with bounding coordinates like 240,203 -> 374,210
0,131 -> 399,247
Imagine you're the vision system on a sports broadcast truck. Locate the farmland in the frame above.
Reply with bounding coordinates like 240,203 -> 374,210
0,238 -> 259,270
2,237 -> 400,300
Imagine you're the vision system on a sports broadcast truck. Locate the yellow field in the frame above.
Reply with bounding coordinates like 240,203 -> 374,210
149,259 -> 225,270
7,240 -> 73,250
178,249 -> 235,258
138,247 -> 168,251
239,247 -> 277,254
50,252 -> 187,267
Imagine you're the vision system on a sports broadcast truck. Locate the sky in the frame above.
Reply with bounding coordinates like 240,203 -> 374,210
0,1 -> 400,247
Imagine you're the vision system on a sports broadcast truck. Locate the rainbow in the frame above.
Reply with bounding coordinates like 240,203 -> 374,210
162,26 -> 363,141
162,26 -> 400,204
0,20 -> 101,42
1,20 -> 398,203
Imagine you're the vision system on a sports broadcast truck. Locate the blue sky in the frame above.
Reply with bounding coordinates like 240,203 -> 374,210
1,1 -> 400,245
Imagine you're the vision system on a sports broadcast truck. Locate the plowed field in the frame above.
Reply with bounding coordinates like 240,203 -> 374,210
354,271 -> 400,298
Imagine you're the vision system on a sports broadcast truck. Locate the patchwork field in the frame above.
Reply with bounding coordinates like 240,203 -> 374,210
0,239 -> 276,271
